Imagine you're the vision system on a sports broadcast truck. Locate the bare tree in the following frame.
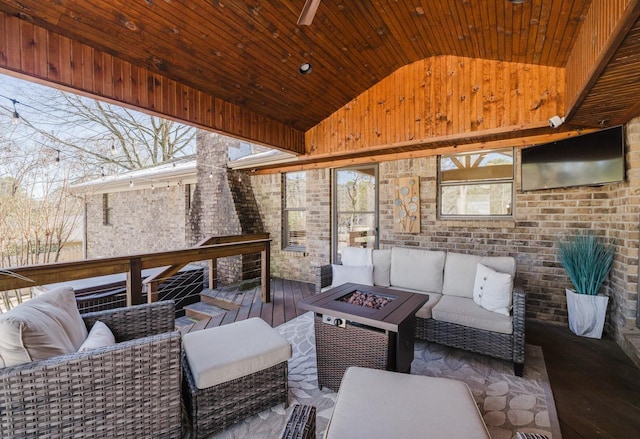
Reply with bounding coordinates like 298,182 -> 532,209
0,74 -> 196,268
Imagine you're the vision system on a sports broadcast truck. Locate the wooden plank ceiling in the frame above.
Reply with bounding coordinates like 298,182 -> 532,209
1,0 -> 640,164
0,0 -> 591,133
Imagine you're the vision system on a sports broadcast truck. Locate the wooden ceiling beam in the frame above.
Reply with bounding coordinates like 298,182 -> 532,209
253,124 -> 600,175
0,12 -> 305,154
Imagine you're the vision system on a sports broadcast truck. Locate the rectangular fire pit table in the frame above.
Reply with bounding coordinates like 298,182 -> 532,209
298,282 -> 428,391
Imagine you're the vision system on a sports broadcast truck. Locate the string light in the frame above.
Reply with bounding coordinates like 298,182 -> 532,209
129,180 -> 134,188
55,150 -> 60,163
11,99 -> 20,125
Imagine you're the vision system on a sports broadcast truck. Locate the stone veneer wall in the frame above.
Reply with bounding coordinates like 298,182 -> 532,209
252,117 -> 640,342
85,186 -> 188,258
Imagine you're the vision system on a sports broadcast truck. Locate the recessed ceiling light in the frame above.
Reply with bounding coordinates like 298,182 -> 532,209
299,63 -> 313,75
508,0 -> 526,4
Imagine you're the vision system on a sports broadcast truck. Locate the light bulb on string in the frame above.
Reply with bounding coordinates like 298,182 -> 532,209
10,99 -> 19,125
55,150 -> 60,163
129,180 -> 134,188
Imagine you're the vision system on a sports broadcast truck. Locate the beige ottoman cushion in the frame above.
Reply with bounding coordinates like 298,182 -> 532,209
325,367 -> 490,439
183,317 -> 292,389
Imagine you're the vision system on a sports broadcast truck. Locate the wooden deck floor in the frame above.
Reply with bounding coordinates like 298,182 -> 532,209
179,278 -> 640,439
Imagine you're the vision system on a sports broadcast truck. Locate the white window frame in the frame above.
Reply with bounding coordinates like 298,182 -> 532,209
438,148 -> 515,219
283,171 -> 306,251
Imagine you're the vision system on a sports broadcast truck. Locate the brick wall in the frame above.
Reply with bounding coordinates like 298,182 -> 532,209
252,169 -> 331,282
252,118 -> 640,341
188,131 -> 262,284
86,187 -> 188,258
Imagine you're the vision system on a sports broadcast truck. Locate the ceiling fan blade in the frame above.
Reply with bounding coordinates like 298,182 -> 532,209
297,0 -> 322,25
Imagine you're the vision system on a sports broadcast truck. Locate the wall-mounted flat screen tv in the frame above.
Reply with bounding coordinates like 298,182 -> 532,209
521,125 -> 625,191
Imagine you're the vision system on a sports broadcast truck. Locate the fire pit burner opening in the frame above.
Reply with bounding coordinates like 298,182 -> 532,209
338,290 -> 394,310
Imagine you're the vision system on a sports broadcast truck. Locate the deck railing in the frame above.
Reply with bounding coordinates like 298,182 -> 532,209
0,234 -> 271,307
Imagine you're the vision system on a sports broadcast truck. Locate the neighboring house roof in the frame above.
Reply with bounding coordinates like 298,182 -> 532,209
70,148 -> 297,195
228,149 -> 297,169
70,156 -> 198,195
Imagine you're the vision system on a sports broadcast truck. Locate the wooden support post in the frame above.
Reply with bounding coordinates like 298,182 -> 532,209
127,257 -> 143,306
147,280 -> 159,304
261,243 -> 271,303
208,258 -> 217,290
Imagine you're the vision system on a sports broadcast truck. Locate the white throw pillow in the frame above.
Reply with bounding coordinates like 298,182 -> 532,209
0,286 -> 87,367
331,264 -> 374,287
78,321 -> 116,352
472,263 -> 513,316
340,247 -> 373,266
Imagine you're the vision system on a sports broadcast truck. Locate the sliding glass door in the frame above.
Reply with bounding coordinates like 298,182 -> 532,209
332,165 -> 378,262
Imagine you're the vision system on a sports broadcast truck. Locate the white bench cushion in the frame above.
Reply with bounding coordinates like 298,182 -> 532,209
480,255 -> 516,277
182,317 -> 292,389
390,247 -> 446,293
432,296 -> 513,334
415,292 -> 442,319
325,367 -> 490,439
372,249 -> 391,286
442,252 -> 482,298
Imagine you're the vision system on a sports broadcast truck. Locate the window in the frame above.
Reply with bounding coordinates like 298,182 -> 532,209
102,193 -> 112,225
332,165 -> 378,262
283,171 -> 306,250
438,148 -> 514,218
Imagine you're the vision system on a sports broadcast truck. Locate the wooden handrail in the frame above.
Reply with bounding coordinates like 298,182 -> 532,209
0,234 -> 272,305
143,233 -> 270,303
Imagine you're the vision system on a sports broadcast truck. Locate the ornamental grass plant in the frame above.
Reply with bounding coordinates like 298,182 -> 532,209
557,232 -> 615,296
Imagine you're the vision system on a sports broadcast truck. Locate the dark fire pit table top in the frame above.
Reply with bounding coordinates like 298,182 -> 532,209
298,283 -> 428,332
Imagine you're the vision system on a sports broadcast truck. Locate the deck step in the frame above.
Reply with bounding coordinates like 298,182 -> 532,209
200,291 -> 241,310
184,301 -> 227,320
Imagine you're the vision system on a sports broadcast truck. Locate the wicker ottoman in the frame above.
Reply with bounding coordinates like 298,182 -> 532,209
182,317 -> 292,438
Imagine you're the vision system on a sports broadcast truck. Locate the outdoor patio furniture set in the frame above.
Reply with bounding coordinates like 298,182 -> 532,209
1,245 -> 526,437
317,246 -> 526,375
0,286 -> 294,438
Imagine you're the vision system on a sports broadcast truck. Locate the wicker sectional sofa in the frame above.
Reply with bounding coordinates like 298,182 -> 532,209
316,246 -> 526,376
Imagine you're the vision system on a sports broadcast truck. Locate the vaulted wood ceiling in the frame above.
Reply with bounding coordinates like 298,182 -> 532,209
1,0 -> 640,163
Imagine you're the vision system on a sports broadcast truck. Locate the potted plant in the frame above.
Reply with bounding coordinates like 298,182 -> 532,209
557,232 -> 615,339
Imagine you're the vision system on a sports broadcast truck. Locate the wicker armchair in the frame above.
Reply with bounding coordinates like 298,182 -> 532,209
0,301 -> 182,438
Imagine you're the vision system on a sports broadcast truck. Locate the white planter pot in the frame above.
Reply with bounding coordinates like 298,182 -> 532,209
565,288 -> 609,339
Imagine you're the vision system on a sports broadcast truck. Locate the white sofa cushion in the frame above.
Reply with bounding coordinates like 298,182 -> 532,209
331,264 -> 374,287
182,317 -> 292,389
442,252 -> 482,298
432,295 -> 513,334
480,256 -> 516,277
473,263 -> 513,316
389,247 -> 446,293
0,286 -> 87,367
340,247 -> 372,266
325,367 -> 490,439
78,321 -> 116,352
415,293 -> 442,319
372,249 -> 392,286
